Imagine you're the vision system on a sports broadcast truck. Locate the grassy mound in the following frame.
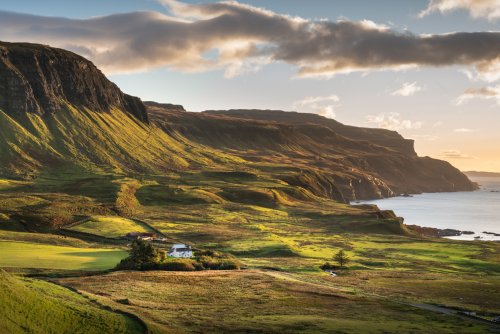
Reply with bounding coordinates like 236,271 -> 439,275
0,270 -> 143,334
69,216 -> 154,238
137,185 -> 224,206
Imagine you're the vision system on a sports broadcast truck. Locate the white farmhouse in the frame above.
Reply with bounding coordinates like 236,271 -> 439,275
168,244 -> 193,258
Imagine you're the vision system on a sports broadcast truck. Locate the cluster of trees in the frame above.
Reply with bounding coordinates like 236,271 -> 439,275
116,240 -> 241,271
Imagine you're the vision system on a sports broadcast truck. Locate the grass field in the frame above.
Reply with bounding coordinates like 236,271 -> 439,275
0,270 -> 144,334
69,216 -> 155,238
0,241 -> 127,270
0,170 -> 499,333
58,270 -> 494,334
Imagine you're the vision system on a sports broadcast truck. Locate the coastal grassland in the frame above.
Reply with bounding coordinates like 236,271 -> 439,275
0,240 -> 126,270
57,270 -> 493,334
0,270 -> 143,334
0,169 -> 499,328
69,216 -> 154,238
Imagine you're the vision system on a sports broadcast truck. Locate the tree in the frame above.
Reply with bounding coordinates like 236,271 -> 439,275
334,249 -> 350,268
116,239 -> 161,270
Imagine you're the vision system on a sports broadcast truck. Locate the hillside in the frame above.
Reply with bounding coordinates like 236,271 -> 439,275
149,105 -> 477,201
0,41 -> 476,201
0,270 -> 143,334
0,41 -> 498,334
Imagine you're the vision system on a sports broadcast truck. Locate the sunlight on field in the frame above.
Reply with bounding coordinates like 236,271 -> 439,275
0,241 -> 127,270
69,216 -> 154,238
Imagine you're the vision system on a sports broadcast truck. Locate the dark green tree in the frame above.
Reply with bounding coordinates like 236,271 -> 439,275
117,239 -> 161,270
334,249 -> 350,268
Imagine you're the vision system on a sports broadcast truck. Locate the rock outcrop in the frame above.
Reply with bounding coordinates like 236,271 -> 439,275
0,41 -> 147,122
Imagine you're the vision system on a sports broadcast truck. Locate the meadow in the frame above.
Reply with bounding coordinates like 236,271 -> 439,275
68,216 -> 155,238
0,240 -> 126,271
0,270 -> 144,334
58,270 -> 494,334
0,171 -> 499,333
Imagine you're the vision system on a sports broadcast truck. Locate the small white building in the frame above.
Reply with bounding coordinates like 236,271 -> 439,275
168,244 -> 193,258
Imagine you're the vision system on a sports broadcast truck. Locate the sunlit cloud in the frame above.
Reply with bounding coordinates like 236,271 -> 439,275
0,1 -> 499,80
439,149 -> 475,159
453,128 -> 475,132
419,0 -> 500,21
366,112 -> 423,131
392,82 -> 422,97
293,94 -> 340,119
456,85 -> 500,105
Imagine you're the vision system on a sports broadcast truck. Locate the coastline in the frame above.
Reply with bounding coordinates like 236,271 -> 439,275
358,176 -> 500,241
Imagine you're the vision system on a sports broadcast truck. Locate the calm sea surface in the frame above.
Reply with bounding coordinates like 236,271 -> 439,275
361,176 -> 500,241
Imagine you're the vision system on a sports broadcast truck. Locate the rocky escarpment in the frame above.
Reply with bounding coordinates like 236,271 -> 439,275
204,109 -> 417,156
151,106 -> 477,201
0,41 -> 147,122
0,41 -> 477,202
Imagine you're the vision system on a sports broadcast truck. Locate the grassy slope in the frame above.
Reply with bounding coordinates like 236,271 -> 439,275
69,216 -> 154,238
0,105 -> 243,177
0,270 -> 143,334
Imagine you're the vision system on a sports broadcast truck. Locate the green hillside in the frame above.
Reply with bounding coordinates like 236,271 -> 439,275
0,106 -> 246,177
0,270 -> 144,334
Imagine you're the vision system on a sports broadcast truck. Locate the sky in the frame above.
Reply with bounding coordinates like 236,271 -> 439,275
1,0 -> 499,172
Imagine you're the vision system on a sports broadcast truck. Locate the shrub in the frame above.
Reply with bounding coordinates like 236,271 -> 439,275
116,239 -> 162,271
160,260 -> 197,271
320,262 -> 337,271
196,256 -> 241,270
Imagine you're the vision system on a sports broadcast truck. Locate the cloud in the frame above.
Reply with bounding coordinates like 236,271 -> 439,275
439,149 -> 475,159
453,128 -> 475,132
366,112 -> 423,131
392,82 -> 422,96
293,95 -> 340,118
419,0 -> 500,21
456,85 -> 500,105
1,1 -> 500,80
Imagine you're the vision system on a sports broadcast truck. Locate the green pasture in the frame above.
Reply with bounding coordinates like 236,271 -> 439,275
69,216 -> 154,238
0,241 -> 127,270
0,270 -> 143,334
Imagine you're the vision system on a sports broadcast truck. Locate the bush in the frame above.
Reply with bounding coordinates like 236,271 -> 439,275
195,252 -> 241,270
159,260 -> 197,271
116,239 -> 162,271
320,262 -> 337,271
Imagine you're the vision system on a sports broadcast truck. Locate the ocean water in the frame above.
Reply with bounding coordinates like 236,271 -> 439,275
361,176 -> 500,241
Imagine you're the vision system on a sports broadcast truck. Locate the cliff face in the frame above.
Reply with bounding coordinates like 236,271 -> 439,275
0,41 -> 147,122
150,107 -> 477,201
0,41 -> 477,201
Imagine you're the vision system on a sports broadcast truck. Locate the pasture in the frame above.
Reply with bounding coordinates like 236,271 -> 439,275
69,216 -> 155,238
0,241 -> 127,270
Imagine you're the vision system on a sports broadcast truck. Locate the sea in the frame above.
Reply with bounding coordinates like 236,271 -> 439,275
360,176 -> 500,241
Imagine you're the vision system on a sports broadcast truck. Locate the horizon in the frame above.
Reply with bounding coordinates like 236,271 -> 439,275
1,0 -> 499,172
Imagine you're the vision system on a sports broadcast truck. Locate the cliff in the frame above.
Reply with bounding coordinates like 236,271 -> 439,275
0,41 -> 477,201
150,107 -> 477,201
0,41 -> 147,122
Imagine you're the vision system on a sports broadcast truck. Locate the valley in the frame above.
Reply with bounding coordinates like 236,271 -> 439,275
0,41 -> 498,333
